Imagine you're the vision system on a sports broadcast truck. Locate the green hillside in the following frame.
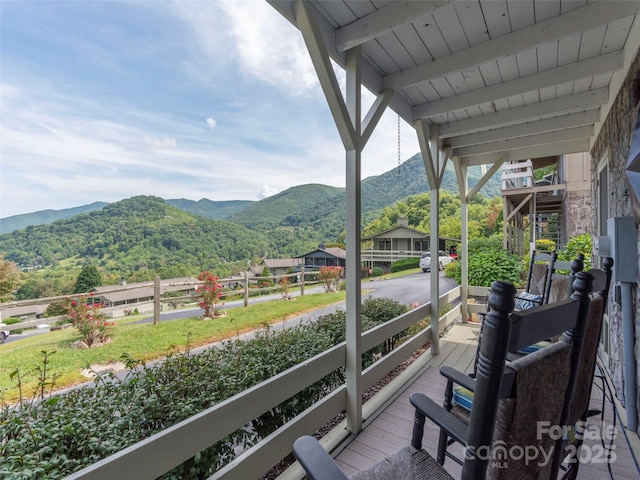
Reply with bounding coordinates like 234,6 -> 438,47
0,202 -> 108,234
0,154 -> 504,298
225,184 -> 344,230
0,196 -> 268,294
166,198 -> 254,219
238,154 -> 502,254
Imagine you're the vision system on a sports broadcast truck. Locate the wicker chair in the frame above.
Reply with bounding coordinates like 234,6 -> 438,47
436,271 -> 594,479
292,279 -> 588,480
557,257 -> 613,480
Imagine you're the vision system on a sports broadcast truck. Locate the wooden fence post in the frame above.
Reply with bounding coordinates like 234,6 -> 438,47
300,267 -> 305,296
244,271 -> 249,307
154,276 -> 160,325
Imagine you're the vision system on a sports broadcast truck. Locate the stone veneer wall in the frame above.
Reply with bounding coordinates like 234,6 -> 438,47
590,51 -> 640,433
566,190 -> 592,237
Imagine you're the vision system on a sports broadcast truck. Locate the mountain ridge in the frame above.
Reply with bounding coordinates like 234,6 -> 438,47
0,154 -> 500,235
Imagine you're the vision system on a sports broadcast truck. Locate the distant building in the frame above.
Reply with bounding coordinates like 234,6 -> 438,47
295,244 -> 346,270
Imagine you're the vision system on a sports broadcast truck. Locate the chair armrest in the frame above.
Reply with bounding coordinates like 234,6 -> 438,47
293,436 -> 349,480
410,393 -> 468,446
440,366 -> 476,391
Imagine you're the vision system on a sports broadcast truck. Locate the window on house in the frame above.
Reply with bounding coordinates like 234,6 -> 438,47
414,240 -> 428,251
597,155 -> 611,365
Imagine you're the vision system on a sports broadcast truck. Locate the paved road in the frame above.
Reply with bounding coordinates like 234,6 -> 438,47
2,271 -> 457,345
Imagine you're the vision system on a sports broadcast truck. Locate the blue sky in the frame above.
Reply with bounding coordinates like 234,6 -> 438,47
0,0 -> 419,218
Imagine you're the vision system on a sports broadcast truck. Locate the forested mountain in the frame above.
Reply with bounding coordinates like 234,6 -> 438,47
0,196 -> 268,298
224,154 -> 502,256
0,202 -> 108,234
225,184 -> 344,230
0,153 -> 504,298
165,198 -> 254,219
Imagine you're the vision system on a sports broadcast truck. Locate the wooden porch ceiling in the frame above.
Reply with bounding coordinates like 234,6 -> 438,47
268,0 -> 640,167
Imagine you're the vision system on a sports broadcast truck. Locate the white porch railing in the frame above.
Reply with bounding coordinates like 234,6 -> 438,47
501,159 -> 534,190
64,286 -> 462,480
360,249 -> 424,262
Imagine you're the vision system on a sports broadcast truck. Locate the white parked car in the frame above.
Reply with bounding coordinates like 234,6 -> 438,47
0,323 -> 9,344
419,251 -> 452,272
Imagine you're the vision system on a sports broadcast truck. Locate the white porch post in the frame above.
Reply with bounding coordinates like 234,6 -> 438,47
345,47 -> 363,432
294,0 -> 393,434
454,157 -> 469,323
416,120 -> 449,355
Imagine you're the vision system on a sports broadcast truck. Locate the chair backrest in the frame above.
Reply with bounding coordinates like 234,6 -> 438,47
488,341 -> 572,480
545,254 -> 584,304
462,274 -> 591,479
565,257 -> 613,425
525,250 -> 557,298
474,272 -> 593,480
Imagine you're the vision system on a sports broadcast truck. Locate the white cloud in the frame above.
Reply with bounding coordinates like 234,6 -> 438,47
143,135 -> 177,149
257,185 -> 279,199
206,117 -> 217,130
176,0 -> 318,96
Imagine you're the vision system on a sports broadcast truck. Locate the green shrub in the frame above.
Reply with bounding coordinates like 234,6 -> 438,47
2,317 -> 22,325
454,248 -> 523,287
468,235 -> 503,253
372,267 -> 384,276
535,238 -> 556,252
0,324 -> 343,479
0,297 -> 415,479
361,297 -> 409,354
390,257 -> 419,272
443,261 -> 457,278
558,233 -> 592,271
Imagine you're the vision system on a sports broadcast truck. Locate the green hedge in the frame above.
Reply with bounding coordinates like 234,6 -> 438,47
0,298 -> 411,479
390,257 -> 420,272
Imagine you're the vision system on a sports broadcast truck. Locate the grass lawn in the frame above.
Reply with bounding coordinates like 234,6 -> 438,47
0,291 -> 346,403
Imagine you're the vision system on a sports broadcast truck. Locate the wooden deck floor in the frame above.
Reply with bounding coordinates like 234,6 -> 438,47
334,322 -> 640,479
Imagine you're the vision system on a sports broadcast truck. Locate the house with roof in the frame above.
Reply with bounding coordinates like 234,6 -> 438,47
89,277 -> 199,315
259,258 -> 297,277
295,244 -> 346,270
360,217 -> 458,269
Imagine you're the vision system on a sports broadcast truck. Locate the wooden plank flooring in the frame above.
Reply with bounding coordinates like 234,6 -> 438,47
334,322 -> 640,479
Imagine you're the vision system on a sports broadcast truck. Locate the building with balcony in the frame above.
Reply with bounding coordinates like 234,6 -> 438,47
501,153 -> 592,255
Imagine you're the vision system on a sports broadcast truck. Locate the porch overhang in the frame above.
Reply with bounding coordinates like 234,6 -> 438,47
267,0 -> 640,435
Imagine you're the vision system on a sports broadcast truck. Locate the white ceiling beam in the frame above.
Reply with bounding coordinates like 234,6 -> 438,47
439,88 -> 608,138
384,1 -> 640,90
294,0 -> 356,150
454,126 -> 593,157
463,139 -> 591,166
413,52 -> 623,119
336,1 -> 450,52
448,109 -> 601,148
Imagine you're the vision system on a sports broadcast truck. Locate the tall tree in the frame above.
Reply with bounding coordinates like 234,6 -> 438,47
0,254 -> 21,302
73,265 -> 102,293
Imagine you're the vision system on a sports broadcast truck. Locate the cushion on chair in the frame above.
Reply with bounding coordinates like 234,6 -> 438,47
452,386 -> 474,412
514,291 -> 542,310
517,340 -> 551,355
